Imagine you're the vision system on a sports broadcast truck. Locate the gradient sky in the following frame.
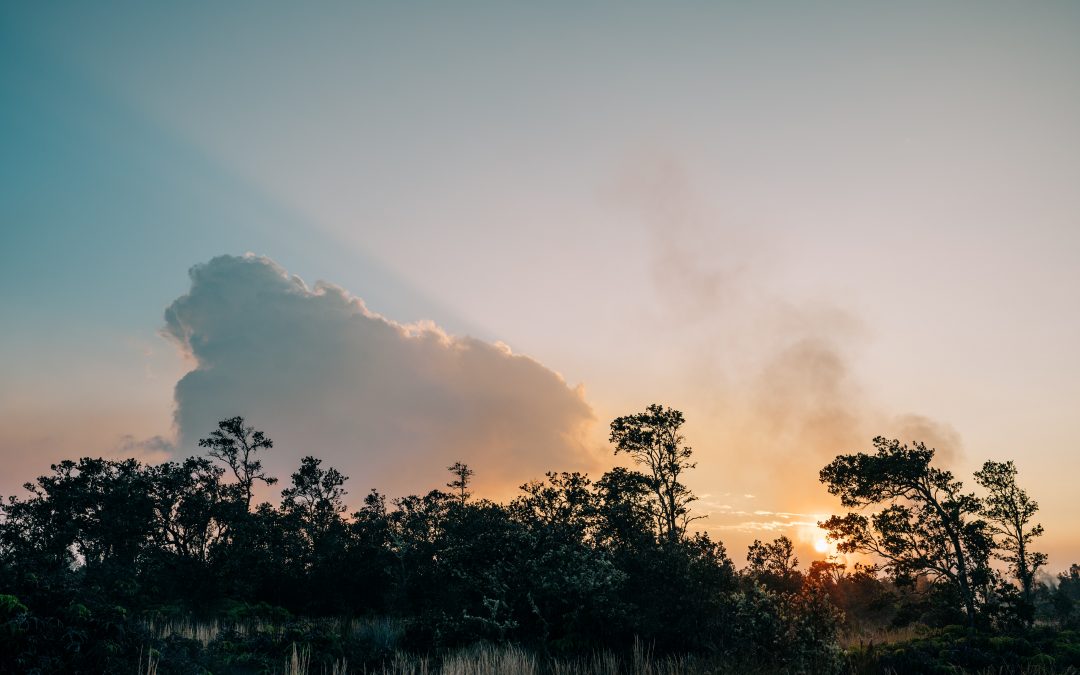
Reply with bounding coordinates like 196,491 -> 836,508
3,2 -> 1079,570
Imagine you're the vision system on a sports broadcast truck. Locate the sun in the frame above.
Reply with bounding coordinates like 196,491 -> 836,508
813,537 -> 830,554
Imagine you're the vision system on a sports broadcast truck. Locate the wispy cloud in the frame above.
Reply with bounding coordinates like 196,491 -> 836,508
617,157 -> 964,525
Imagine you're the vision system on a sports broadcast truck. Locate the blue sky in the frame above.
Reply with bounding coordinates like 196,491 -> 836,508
1,14 -> 450,329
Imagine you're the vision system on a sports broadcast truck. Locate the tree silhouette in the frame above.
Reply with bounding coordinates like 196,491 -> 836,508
281,456 -> 348,538
513,471 -> 595,535
198,416 -> 278,509
819,437 -> 992,625
593,467 -> 656,550
974,460 -> 1046,607
2,407 -> 1072,672
446,461 -> 474,505
609,404 -> 700,543
746,535 -> 802,593
146,456 -> 228,564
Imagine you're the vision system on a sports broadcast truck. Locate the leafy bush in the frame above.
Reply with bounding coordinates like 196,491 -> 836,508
853,626 -> 1080,674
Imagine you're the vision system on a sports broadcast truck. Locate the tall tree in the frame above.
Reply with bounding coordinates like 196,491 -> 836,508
198,416 -> 277,509
974,460 -> 1046,604
819,437 -> 992,625
446,461 -> 474,505
609,404 -> 700,543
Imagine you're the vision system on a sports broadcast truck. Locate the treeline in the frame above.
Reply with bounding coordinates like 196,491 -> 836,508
1,405 -> 1079,673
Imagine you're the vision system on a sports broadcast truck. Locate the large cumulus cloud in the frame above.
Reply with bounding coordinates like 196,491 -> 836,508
163,255 -> 598,498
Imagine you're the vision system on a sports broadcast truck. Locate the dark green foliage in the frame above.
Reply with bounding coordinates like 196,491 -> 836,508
1048,564 -> 1080,629
849,626 -> 1080,674
0,413 -> 1069,672
727,582 -> 846,673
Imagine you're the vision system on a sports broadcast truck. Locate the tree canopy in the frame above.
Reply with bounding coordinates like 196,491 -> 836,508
0,412 -> 1071,673
608,403 -> 700,543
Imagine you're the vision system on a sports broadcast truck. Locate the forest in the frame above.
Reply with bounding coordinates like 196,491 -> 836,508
2,405 -> 1079,674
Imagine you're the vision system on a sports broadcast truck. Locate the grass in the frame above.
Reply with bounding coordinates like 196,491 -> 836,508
141,617 -> 1080,674
337,641 -> 725,675
137,645 -> 160,675
838,623 -> 925,649
145,615 -> 406,647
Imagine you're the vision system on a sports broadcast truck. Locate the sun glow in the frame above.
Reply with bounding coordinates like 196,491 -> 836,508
797,520 -> 837,559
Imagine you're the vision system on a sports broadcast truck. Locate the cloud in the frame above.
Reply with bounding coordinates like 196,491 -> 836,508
747,334 -> 864,458
616,157 -> 764,317
887,413 -> 963,467
162,254 -> 599,499
616,156 -> 965,558
114,434 -> 176,463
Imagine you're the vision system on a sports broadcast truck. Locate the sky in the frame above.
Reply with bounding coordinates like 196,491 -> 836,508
2,1 -> 1079,570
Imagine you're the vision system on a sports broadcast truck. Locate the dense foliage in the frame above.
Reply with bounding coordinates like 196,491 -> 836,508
1,408 -> 1076,674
